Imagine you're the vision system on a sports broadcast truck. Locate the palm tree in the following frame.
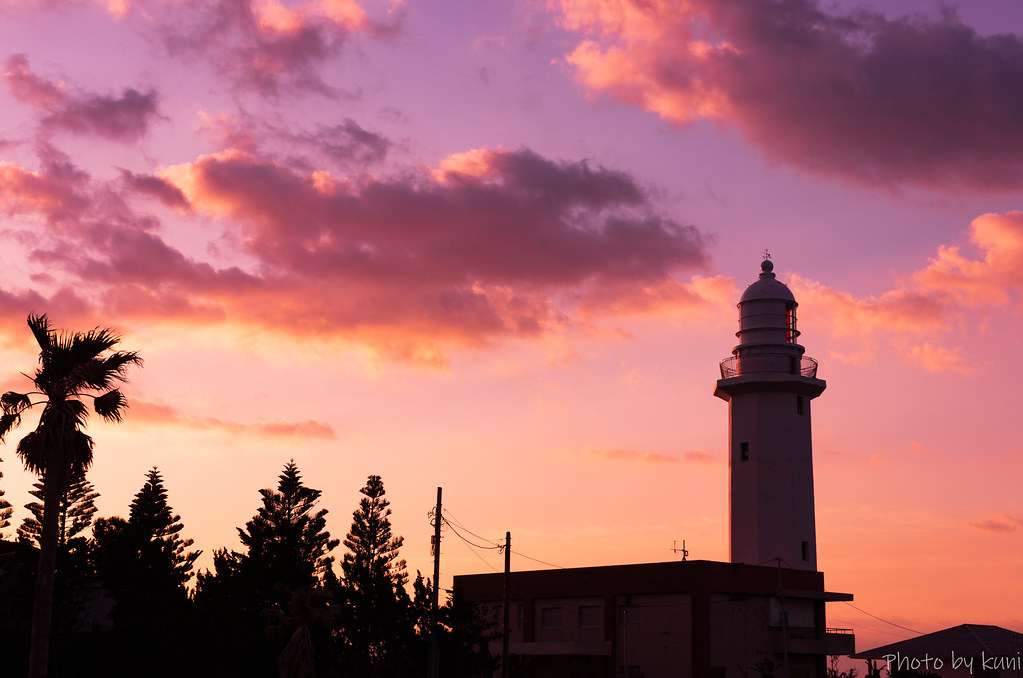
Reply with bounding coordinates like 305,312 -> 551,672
0,313 -> 141,678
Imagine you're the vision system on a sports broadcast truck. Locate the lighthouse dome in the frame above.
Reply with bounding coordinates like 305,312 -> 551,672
739,259 -> 796,304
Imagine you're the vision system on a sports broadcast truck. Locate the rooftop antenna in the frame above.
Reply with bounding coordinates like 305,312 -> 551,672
670,539 -> 689,561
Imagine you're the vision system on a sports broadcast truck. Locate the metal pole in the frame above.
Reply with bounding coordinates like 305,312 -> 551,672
502,531 -> 511,678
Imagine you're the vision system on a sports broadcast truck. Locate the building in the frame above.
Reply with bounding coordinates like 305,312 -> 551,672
852,624 -> 1023,678
454,258 -> 854,677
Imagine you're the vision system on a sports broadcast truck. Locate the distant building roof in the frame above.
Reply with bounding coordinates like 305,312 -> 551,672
852,623 -> 1023,660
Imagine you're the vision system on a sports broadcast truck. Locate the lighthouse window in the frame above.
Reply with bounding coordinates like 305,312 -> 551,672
801,541 -> 809,561
785,305 -> 797,343
796,396 -> 804,415
739,442 -> 749,461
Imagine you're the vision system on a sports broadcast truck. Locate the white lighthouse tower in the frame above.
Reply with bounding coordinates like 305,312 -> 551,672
714,257 -> 825,571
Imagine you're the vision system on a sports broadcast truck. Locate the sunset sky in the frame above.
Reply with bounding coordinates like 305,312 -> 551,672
1,0 -> 1022,654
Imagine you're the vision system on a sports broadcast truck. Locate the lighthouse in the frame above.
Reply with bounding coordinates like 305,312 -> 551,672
714,257 -> 826,571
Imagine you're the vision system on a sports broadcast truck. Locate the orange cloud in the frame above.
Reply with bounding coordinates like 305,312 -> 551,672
786,212 -> 1023,373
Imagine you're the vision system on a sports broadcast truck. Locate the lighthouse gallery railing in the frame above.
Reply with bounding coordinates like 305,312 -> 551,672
719,355 -> 819,379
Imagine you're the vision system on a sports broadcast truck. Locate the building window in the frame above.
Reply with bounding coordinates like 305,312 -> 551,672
578,605 -> 602,629
540,607 -> 562,629
740,442 -> 749,461
796,396 -> 804,415
801,541 -> 809,561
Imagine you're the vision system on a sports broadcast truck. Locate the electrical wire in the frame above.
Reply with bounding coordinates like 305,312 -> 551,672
838,605 -> 928,638
439,507 -> 566,569
441,508 -> 502,545
443,518 -> 502,551
510,550 -> 564,569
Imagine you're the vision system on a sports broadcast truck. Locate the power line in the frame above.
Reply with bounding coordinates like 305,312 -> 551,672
440,508 -> 566,570
842,602 -> 924,636
443,518 -> 502,551
510,550 -> 564,570
442,508 -> 502,545
828,614 -> 915,639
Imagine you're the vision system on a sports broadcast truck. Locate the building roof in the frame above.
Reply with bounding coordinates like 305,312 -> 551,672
454,559 -> 839,602
852,623 -> 1023,659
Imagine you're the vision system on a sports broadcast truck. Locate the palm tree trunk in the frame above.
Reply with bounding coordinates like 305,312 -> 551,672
28,454 -> 65,677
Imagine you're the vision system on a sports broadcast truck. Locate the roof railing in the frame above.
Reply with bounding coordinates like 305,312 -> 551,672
719,355 -> 818,379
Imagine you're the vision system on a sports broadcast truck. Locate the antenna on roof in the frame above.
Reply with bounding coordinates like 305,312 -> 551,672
670,539 -> 689,561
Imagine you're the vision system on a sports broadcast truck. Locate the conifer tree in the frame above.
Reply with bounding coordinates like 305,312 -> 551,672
0,457 -> 12,538
17,476 -> 98,549
340,475 -> 413,675
237,459 -> 339,598
194,460 -> 339,678
128,467 -> 201,588
91,468 -> 201,677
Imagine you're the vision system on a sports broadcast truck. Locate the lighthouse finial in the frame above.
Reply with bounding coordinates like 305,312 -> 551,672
763,249 -> 771,261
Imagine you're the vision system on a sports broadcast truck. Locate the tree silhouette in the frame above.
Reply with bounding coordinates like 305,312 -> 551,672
127,467 -> 201,588
17,476 -> 99,549
194,460 -> 339,677
340,474 -> 413,676
237,459 -> 339,599
91,468 -> 200,677
0,457 -> 12,538
0,313 -> 141,678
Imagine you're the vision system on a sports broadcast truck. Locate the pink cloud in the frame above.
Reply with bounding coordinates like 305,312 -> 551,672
110,0 -> 402,96
587,448 -> 715,464
589,448 -> 681,464
967,514 -> 1023,534
0,144 -> 711,364
552,0 -> 1023,190
3,54 -> 161,142
683,450 -> 715,464
197,111 -> 392,170
128,400 -> 337,439
904,343 -> 971,374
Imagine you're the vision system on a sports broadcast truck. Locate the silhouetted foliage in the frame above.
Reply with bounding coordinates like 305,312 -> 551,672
89,468 -> 201,677
0,539 -> 36,677
0,459 -> 12,538
339,474 -> 415,676
17,475 -> 99,549
0,313 -> 141,678
827,656 -> 859,678
194,460 -> 338,678
238,459 -> 339,600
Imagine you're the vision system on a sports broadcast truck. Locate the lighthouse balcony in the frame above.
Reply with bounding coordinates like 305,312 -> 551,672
719,355 -> 819,379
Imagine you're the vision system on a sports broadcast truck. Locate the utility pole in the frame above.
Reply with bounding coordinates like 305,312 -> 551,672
501,531 -> 511,678
428,487 -> 442,678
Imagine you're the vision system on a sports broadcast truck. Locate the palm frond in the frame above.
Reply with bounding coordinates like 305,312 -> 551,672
0,413 -> 21,442
54,399 -> 91,429
71,430 -> 95,474
101,351 -> 143,382
94,389 -> 128,423
26,314 -> 53,354
1,391 -> 32,415
16,430 -> 46,475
